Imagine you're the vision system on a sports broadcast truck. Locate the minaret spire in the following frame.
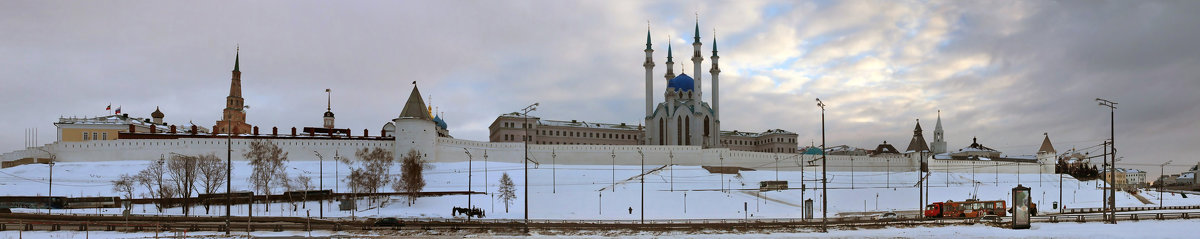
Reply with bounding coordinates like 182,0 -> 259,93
233,45 -> 240,72
665,35 -> 676,81
692,16 -> 703,99
645,22 -> 652,51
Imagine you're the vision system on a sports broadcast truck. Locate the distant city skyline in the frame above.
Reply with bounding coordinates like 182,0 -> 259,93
2,0 -> 1199,176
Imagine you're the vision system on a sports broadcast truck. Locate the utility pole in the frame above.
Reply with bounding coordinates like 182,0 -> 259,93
670,151 -> 674,192
1096,98 -> 1117,224
313,151 -> 324,219
225,117 -> 232,235
1161,160 -> 1172,209
816,98 -> 827,232
611,150 -> 616,192
521,102 -> 538,230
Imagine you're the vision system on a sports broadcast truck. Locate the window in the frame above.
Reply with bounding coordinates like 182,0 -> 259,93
102,132 -> 108,140
92,132 -> 98,141
83,132 -> 90,140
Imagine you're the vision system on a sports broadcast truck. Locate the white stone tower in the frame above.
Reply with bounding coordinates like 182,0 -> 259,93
394,84 -> 438,163
931,110 -> 947,154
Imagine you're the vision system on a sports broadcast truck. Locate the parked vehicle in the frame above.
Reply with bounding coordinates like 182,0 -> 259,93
373,217 -> 403,227
925,199 -> 1007,218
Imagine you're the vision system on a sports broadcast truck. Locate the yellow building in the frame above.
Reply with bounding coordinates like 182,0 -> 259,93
54,111 -> 207,142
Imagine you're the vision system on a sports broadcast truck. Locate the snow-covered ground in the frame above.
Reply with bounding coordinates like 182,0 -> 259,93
4,219 -> 1199,238
2,160 -> 1199,220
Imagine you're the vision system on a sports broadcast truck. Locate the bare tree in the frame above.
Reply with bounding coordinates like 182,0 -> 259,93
196,153 -> 226,214
245,139 -> 289,211
356,147 -> 394,194
167,154 -> 201,216
111,174 -> 135,211
134,162 -> 167,212
343,147 -> 393,203
498,172 -> 516,213
392,149 -> 427,205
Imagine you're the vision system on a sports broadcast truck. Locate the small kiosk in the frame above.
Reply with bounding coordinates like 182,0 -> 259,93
1011,184 -> 1031,229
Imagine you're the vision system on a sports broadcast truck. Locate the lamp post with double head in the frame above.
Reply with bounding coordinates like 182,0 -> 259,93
1096,98 -> 1116,224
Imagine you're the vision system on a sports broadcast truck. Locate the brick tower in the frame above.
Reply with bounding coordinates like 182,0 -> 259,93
214,47 -> 252,134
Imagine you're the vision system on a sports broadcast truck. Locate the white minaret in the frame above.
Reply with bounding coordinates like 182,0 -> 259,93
644,28 -> 655,145
709,32 -> 721,146
644,29 -> 654,118
691,21 -> 703,98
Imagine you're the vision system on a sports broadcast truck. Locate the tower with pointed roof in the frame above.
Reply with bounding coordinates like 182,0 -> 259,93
394,83 -> 438,161
906,119 -> 930,153
1036,133 -> 1057,173
324,89 -> 335,129
930,110 -> 947,154
214,47 -> 252,134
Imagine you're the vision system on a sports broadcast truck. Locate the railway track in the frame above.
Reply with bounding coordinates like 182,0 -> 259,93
0,210 -> 1196,233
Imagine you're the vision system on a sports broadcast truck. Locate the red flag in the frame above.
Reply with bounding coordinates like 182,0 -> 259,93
115,107 -> 121,114
106,104 -> 111,110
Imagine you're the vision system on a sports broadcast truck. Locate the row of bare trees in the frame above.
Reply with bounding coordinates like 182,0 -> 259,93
110,153 -> 226,216
108,139 -> 439,216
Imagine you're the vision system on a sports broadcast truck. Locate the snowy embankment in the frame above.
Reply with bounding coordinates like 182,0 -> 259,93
2,160 -> 1198,220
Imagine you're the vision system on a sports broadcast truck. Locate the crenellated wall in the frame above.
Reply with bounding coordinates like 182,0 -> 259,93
3,132 -> 1050,175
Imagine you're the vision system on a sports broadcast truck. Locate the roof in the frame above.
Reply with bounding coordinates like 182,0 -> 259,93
667,74 -> 694,92
538,119 -> 639,130
398,85 -> 432,120
963,137 -> 997,152
433,115 -> 448,129
721,129 -> 796,138
873,141 -> 901,155
151,107 -> 164,118
906,121 -> 930,152
1038,134 -> 1056,153
324,111 -> 334,118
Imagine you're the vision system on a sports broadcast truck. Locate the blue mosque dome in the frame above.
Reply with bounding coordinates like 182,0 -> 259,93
667,74 -> 694,92
433,115 -> 448,129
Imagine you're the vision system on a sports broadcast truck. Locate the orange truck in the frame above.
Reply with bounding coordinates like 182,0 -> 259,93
925,199 -> 1007,218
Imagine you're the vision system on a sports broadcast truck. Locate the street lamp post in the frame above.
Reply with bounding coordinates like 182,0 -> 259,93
48,159 -> 54,214
1097,98 -> 1117,224
520,102 -> 538,229
464,148 -> 473,221
1160,160 -> 1172,209
816,98 -> 827,232
637,148 -> 645,224
313,151 -> 324,219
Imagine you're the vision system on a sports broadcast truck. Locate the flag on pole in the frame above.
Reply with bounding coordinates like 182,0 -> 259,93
106,104 -> 111,110
115,106 -> 121,114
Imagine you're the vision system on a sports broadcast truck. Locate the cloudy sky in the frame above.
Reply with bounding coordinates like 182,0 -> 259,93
3,0 -> 1198,177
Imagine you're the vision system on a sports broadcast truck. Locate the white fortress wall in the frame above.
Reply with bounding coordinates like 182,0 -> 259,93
7,135 -> 1051,175
34,137 -> 393,162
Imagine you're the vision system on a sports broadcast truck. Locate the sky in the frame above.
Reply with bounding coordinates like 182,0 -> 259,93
2,0 -> 1198,178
